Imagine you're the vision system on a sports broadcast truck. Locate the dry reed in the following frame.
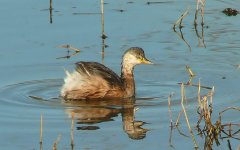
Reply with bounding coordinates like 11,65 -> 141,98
40,114 -> 43,150
56,44 -> 80,59
168,93 -> 174,126
181,83 -> 198,148
52,134 -> 62,150
186,65 -> 196,77
57,45 -> 80,52
168,74 -> 239,149
195,82 -> 239,149
71,112 -> 75,150
173,7 -> 191,51
173,7 -> 190,31
194,0 -> 206,25
101,0 -> 107,39
49,0 -> 53,23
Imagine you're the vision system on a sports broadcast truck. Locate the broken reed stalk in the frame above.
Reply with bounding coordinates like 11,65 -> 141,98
168,93 -> 174,126
194,10 -> 198,26
101,0 -> 107,39
40,114 -> 43,150
181,83 -> 198,148
57,44 -> 80,52
175,110 -> 183,126
71,112 -> 75,150
208,86 -> 214,115
173,7 -> 190,31
100,0 -> 106,64
200,21 -> 206,48
194,0 -> 206,48
186,65 -> 196,77
101,38 -> 105,64
100,0 -> 104,17
49,0 -> 53,24
169,125 -> 175,148
202,96 -> 211,124
187,76 -> 193,85
194,0 -> 206,25
197,79 -> 202,109
200,0 -> 206,25
172,8 -> 192,51
52,134 -> 62,150
50,0 -> 53,10
174,26 -> 192,51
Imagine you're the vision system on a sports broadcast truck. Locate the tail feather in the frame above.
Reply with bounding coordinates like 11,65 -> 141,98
61,70 -> 86,97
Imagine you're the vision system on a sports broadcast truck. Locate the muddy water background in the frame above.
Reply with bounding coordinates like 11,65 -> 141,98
0,0 -> 240,149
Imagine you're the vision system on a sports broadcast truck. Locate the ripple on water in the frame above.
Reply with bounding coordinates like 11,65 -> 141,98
0,79 -> 63,107
0,78 -> 212,108
136,80 -> 212,110
0,78 -> 212,121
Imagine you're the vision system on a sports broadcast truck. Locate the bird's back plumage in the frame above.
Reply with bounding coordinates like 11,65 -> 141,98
75,62 -> 123,87
61,62 -> 124,100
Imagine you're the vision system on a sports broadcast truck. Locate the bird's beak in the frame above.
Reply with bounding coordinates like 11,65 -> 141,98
141,57 -> 153,64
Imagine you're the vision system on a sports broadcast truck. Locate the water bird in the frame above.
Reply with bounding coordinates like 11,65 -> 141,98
61,47 -> 152,100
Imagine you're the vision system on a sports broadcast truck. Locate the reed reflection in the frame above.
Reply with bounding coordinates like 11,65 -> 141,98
64,97 -> 149,140
56,44 -> 80,59
194,0 -> 206,48
173,26 -> 191,51
173,4 -> 207,51
101,37 -> 108,64
173,8 -> 191,51
194,22 -> 206,48
49,0 -> 53,24
101,0 -> 107,64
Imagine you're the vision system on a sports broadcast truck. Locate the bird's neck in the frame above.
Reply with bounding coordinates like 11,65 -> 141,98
121,61 -> 135,98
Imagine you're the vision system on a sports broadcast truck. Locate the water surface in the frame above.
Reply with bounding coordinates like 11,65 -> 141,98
0,0 -> 240,149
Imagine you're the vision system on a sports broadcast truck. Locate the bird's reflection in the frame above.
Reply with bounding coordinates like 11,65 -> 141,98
64,97 -> 148,140
121,99 -> 148,140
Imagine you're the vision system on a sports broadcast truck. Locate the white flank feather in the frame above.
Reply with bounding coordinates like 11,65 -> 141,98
61,70 -> 88,96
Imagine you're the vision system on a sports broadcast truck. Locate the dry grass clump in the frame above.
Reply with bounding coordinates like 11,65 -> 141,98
196,81 -> 240,149
168,78 -> 240,149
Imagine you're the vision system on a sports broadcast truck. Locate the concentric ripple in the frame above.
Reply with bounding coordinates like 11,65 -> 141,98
0,79 -> 63,108
0,78 -> 210,109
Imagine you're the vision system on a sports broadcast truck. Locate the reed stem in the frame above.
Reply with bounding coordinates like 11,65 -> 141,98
101,0 -> 106,39
173,7 -> 190,31
52,134 -> 62,150
71,112 -> 75,150
181,83 -> 198,148
40,114 -> 43,150
168,93 -> 174,126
